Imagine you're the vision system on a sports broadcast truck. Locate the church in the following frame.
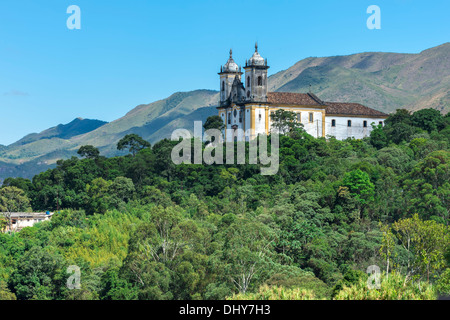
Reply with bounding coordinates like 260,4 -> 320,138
217,44 -> 388,142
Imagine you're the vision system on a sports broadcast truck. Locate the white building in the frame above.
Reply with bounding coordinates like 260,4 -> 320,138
1,212 -> 53,232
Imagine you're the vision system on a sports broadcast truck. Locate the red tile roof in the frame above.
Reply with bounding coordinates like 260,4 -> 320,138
266,91 -> 387,117
267,92 -> 324,106
325,102 -> 387,117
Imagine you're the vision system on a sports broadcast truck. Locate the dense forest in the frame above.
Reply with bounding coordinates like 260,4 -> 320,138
0,108 -> 449,300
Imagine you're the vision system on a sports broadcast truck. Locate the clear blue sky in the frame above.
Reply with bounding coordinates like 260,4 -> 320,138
0,0 -> 448,145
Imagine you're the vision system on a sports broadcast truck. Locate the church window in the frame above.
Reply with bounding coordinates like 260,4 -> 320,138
309,113 -> 314,123
247,76 -> 250,87
247,91 -> 250,98
348,120 -> 352,127
363,120 -> 367,127
221,81 -> 224,92
331,119 -> 336,127
257,76 -> 262,86
228,113 -> 231,124
233,109 -> 237,117
239,111 -> 242,123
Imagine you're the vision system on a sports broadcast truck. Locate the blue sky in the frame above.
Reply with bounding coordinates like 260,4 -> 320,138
0,0 -> 448,145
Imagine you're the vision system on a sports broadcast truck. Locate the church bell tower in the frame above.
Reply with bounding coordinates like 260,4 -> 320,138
218,49 -> 243,106
244,43 -> 269,103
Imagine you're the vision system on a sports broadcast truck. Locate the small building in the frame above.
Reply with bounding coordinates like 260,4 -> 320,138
217,44 -> 388,141
0,212 -> 53,232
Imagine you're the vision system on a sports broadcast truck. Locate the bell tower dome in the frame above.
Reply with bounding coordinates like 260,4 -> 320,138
218,49 -> 243,106
244,43 -> 269,103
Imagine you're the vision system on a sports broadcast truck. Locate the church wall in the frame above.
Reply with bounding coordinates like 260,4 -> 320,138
267,107 -> 325,138
325,116 -> 385,140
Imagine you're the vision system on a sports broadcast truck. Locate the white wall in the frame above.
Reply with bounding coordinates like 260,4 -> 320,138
325,116 -> 384,140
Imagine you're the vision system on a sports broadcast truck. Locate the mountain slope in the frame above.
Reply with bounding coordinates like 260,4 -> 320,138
269,42 -> 450,113
72,89 -> 219,156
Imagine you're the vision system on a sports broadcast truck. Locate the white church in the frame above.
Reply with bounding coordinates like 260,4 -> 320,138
217,44 -> 388,141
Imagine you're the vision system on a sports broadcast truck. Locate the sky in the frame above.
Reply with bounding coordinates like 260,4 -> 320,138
0,0 -> 449,145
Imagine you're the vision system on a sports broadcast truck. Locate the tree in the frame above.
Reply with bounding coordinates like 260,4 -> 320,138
117,134 -> 151,156
411,108 -> 445,133
0,281 -> 16,300
0,187 -> 32,232
219,217 -> 276,294
334,272 -> 436,300
77,145 -> 100,159
369,123 -> 388,149
341,169 -> 375,206
8,247 -> 66,300
108,177 -> 135,208
403,150 -> 449,223
203,115 -> 225,131
387,214 -> 449,282
270,109 -> 303,135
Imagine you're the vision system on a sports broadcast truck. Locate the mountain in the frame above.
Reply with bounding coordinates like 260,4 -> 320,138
0,118 -> 107,180
0,43 -> 448,180
11,118 -> 108,147
269,42 -> 450,114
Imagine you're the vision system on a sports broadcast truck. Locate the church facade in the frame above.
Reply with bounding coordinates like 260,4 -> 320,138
217,44 -> 388,142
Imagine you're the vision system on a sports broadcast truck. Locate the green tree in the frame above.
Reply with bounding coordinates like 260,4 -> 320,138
117,134 -> 151,156
341,169 -> 375,206
411,108 -> 445,133
403,150 -> 449,223
369,123 -> 388,149
270,109 -> 303,135
203,115 -> 225,131
390,214 -> 449,282
77,145 -> 100,159
8,247 -> 66,300
0,186 -> 32,232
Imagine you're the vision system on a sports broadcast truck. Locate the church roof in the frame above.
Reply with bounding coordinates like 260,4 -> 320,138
267,92 -> 324,106
267,92 -> 387,117
325,102 -> 388,117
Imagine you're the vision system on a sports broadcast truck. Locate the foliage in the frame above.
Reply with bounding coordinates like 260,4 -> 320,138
334,272 -> 436,300
77,145 -> 100,159
117,134 -> 151,156
228,284 -> 317,300
0,107 -> 447,300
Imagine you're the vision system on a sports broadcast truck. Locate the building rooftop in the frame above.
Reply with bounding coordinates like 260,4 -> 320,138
267,92 -> 325,106
1,212 -> 52,218
325,102 -> 388,117
267,91 -> 387,117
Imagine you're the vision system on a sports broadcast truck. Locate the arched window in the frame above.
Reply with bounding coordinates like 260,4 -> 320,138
221,81 -> 224,92
247,76 -> 250,87
257,76 -> 262,86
